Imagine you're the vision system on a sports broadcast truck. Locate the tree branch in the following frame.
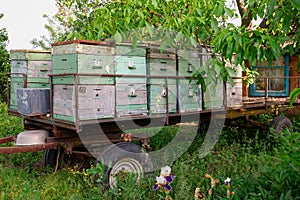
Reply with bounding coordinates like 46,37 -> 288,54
235,0 -> 253,29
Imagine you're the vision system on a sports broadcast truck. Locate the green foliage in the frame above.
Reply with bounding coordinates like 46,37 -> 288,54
33,0 -> 300,91
289,88 -> 300,107
0,104 -> 299,199
0,13 -> 10,102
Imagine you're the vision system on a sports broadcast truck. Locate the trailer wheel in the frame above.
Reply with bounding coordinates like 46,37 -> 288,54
44,148 -> 89,171
97,142 -> 153,189
270,116 -> 293,135
44,149 -> 58,168
59,150 -> 89,171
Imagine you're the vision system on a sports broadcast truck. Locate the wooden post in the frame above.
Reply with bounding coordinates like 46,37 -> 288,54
265,77 -> 268,110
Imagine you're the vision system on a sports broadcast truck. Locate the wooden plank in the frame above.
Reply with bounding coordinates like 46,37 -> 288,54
116,45 -> 146,56
116,104 -> 148,117
52,75 -> 115,85
177,48 -> 200,59
10,50 -> 51,60
147,52 -> 176,60
115,56 -> 146,64
116,61 -> 146,75
116,90 -> 147,105
52,42 -> 115,56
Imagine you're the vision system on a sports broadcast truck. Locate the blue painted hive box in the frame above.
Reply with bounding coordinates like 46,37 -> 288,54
17,88 -> 50,116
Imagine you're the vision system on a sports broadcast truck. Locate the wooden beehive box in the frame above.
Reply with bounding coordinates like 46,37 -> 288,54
51,40 -> 116,85
115,44 -> 148,117
203,81 -> 224,110
226,65 -> 243,108
178,84 -> 202,112
10,50 -> 52,110
17,88 -> 50,116
147,84 -> 177,114
147,45 -> 177,114
53,84 -> 115,121
115,83 -> 148,117
177,48 -> 202,112
51,40 -> 116,121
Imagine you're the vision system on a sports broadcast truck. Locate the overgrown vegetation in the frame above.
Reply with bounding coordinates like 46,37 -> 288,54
0,102 -> 299,199
0,14 -> 10,102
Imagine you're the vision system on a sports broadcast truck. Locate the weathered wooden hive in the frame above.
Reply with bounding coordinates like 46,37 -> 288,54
199,51 -> 225,110
115,44 -> 148,117
10,50 -> 52,110
146,44 -> 177,114
51,40 -> 116,121
177,48 -> 202,112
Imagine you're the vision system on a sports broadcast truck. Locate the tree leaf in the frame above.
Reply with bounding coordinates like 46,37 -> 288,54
228,76 -> 234,87
226,67 -> 236,77
152,0 -> 158,8
211,18 -> 218,32
291,0 -> 300,10
269,38 -> 280,60
175,31 -> 183,43
268,0 -> 276,16
289,88 -> 300,107
114,32 -> 122,43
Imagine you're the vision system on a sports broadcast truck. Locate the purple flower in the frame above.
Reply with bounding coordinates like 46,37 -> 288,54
225,177 -> 231,185
152,184 -> 159,191
153,166 -> 176,193
165,174 -> 176,183
163,184 -> 172,191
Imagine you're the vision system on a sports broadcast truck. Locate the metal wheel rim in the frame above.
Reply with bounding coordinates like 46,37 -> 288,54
60,152 -> 86,170
109,158 -> 143,188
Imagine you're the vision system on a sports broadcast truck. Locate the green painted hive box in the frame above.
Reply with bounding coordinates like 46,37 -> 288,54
178,84 -> 202,112
146,45 -> 177,85
115,44 -> 147,84
51,40 -> 116,85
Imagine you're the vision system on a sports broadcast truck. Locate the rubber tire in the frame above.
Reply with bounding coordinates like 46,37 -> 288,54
44,149 -> 58,168
59,150 -> 90,171
44,148 -> 89,171
96,142 -> 153,189
270,116 -> 293,135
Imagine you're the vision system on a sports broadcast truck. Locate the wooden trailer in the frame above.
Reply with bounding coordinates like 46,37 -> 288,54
3,40 -> 299,188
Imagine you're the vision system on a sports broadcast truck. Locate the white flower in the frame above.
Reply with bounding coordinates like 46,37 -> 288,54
160,166 -> 171,175
156,175 -> 165,184
225,177 -> 231,185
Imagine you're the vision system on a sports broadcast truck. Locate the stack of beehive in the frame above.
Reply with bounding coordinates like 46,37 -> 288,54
115,44 -> 148,117
146,45 -> 177,114
9,41 -> 245,121
51,41 -> 116,121
10,50 -> 52,110
177,48 -> 202,112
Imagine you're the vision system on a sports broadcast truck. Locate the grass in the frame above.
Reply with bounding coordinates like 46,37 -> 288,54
0,102 -> 299,199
